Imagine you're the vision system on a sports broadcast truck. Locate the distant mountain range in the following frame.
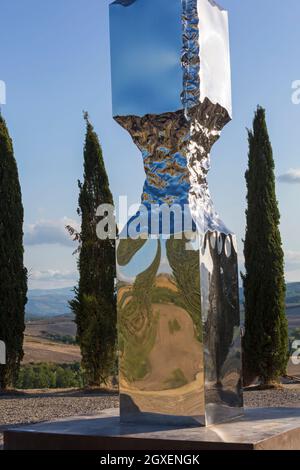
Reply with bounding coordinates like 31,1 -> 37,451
26,287 -> 74,319
26,282 -> 300,321
284,282 -> 300,306
239,282 -> 300,306
240,283 -> 300,327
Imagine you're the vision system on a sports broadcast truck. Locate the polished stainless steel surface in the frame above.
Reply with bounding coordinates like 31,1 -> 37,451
110,0 -> 183,117
201,232 -> 243,425
117,234 -> 205,425
110,0 -> 244,426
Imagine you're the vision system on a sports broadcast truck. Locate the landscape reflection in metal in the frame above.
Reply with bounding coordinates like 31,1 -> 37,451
110,0 -> 244,426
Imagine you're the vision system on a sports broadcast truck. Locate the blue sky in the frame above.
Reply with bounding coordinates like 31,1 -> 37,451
0,0 -> 300,288
110,0 -> 183,116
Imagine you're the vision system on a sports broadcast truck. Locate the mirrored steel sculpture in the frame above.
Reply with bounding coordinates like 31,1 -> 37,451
109,0 -> 244,426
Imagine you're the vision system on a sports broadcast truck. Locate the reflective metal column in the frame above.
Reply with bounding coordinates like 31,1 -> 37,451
110,0 -> 244,426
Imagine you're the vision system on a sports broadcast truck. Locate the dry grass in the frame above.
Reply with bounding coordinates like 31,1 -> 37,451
23,336 -> 81,364
25,316 -> 76,338
22,316 -> 80,364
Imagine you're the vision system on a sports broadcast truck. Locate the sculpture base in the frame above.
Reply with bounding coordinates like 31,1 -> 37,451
4,407 -> 300,450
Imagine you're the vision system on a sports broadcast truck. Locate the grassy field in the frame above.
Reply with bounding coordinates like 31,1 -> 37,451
23,337 -> 80,364
23,316 -> 80,364
25,315 -> 76,338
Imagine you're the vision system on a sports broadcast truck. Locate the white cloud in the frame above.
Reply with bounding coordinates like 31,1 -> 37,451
236,250 -> 300,283
30,269 -> 78,281
28,269 -> 78,290
278,169 -> 300,184
285,251 -> 300,271
24,217 -> 80,247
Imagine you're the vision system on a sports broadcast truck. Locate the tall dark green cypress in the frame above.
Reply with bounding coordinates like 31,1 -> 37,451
70,113 -> 116,386
243,106 -> 288,386
0,114 -> 27,390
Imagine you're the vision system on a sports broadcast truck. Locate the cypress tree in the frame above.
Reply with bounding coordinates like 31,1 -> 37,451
70,113 -> 116,386
0,114 -> 27,390
243,106 -> 288,386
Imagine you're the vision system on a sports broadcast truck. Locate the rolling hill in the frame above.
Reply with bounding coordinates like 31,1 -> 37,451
239,282 -> 300,305
22,283 -> 300,366
25,283 -> 300,328
26,287 -> 74,319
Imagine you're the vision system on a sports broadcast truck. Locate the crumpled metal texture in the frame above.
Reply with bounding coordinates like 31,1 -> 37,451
187,98 -> 231,234
116,97 -> 231,234
181,0 -> 200,111
115,111 -> 190,208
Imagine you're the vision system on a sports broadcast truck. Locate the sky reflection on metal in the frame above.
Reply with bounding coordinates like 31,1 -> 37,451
110,0 -> 183,116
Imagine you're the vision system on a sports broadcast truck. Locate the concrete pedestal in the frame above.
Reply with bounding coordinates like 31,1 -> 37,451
4,407 -> 300,450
